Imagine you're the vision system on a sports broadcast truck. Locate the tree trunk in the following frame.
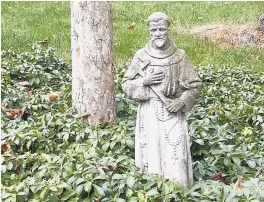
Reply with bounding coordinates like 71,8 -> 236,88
71,1 -> 116,124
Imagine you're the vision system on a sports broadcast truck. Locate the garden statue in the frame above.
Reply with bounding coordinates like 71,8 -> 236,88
122,12 -> 202,186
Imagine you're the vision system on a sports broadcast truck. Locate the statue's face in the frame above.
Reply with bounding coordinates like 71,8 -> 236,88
149,20 -> 169,48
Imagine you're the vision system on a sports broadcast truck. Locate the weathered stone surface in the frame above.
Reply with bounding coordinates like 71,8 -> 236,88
122,12 -> 202,186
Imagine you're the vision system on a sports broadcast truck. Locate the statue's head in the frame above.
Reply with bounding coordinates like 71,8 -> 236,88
147,12 -> 170,48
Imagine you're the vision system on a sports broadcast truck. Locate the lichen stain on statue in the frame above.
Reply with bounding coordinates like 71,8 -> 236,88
122,12 -> 202,187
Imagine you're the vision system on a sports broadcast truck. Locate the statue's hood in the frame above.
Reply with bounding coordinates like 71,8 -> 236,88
144,39 -> 177,59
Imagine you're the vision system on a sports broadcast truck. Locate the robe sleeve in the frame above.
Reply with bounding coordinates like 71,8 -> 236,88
178,55 -> 202,112
121,51 -> 150,101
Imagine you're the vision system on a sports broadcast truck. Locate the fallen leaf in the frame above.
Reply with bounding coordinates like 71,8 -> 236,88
4,108 -> 24,119
212,172 -> 227,184
55,176 -> 60,184
49,92 -> 60,102
1,140 -> 13,156
94,195 -> 104,202
233,177 -> 245,190
11,159 -> 19,170
25,97 -> 31,102
128,22 -> 136,30
26,88 -> 32,96
109,163 -> 118,171
25,88 -> 32,102
5,112 -> 15,119
1,142 -> 10,152
1,103 -> 8,112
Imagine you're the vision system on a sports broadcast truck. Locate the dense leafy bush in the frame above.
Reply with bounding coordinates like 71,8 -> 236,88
1,45 -> 264,201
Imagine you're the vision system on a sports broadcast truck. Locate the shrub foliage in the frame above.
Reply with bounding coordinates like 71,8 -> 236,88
1,45 -> 264,201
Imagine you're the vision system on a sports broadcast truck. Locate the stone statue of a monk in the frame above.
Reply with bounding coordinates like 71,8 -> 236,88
122,12 -> 202,186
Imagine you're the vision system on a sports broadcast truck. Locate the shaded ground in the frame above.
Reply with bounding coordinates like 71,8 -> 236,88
185,23 -> 264,48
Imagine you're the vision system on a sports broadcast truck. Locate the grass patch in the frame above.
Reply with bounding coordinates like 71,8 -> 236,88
2,1 -> 264,71
1,2 -> 71,60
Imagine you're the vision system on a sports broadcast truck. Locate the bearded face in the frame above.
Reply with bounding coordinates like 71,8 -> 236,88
149,20 -> 169,48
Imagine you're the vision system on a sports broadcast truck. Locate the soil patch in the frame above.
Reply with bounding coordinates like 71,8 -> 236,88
185,23 -> 264,48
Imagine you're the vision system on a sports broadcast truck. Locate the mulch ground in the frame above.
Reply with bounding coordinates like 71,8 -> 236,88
184,23 -> 264,48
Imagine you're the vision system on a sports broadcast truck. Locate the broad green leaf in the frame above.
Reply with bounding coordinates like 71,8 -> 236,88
116,198 -> 126,202
84,182 -> 92,192
126,139 -> 134,149
137,192 -> 145,200
41,153 -> 52,163
75,178 -> 86,186
126,188 -> 133,197
40,187 -> 48,201
127,198 -> 138,202
224,158 -> 229,167
126,176 -> 135,188
112,174 -> 126,180
61,189 -> 76,201
195,139 -> 204,145
49,186 -> 58,192
246,160 -> 256,168
75,184 -> 84,195
232,156 -> 241,165
146,189 -> 159,196
93,175 -> 109,181
93,184 -> 105,197
6,161 -> 13,170
163,183 -> 170,195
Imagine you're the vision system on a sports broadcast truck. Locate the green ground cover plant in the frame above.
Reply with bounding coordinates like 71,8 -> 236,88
1,43 -> 264,202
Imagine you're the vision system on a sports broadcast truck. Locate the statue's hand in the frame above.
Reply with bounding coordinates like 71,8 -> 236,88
166,99 -> 185,113
143,70 -> 165,86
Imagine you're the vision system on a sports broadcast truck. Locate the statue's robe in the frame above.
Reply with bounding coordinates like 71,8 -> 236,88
122,40 -> 201,186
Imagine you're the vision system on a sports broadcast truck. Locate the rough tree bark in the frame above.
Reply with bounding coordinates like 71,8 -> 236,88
71,1 -> 116,124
